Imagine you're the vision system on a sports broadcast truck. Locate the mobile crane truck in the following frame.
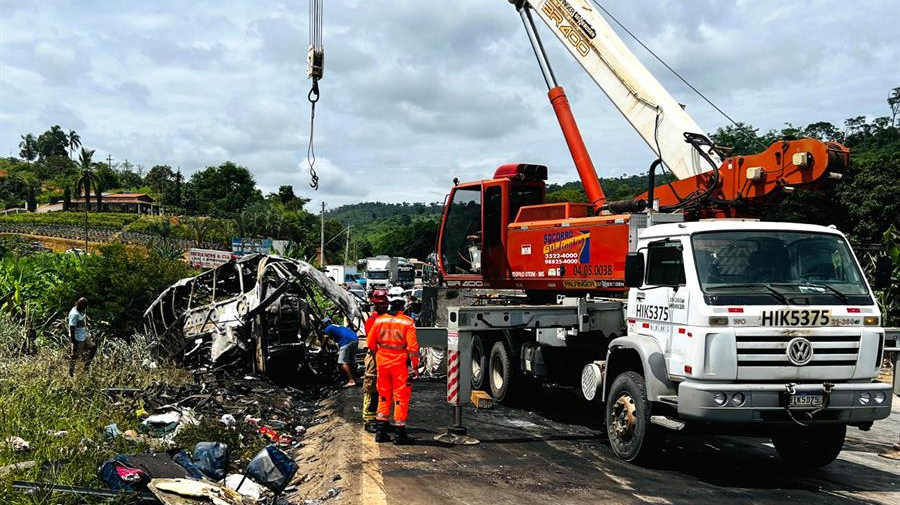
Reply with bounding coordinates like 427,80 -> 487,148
423,0 -> 893,467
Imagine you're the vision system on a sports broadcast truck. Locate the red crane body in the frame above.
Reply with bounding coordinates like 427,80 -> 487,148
435,1 -> 849,292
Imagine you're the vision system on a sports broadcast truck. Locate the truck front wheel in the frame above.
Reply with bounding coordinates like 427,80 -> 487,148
771,425 -> 846,468
605,371 -> 662,464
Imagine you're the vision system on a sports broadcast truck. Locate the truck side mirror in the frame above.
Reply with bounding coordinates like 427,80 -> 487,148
625,252 -> 645,288
873,256 -> 892,290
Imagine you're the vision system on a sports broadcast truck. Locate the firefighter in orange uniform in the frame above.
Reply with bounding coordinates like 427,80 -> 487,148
362,289 -> 389,433
368,287 -> 419,444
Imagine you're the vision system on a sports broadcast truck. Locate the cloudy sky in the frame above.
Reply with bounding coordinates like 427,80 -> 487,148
1,0 -> 898,209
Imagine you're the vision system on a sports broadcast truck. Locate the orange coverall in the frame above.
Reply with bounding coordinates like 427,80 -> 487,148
368,311 -> 419,426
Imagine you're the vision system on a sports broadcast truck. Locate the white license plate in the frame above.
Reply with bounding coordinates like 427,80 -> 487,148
789,393 -> 824,407
760,309 -> 831,327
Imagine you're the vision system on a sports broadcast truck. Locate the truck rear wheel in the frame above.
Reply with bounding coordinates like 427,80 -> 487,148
471,335 -> 487,391
771,425 -> 846,468
489,341 -> 517,403
605,371 -> 662,464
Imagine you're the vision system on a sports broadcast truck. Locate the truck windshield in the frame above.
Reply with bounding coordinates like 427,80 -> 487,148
367,271 -> 389,280
691,230 -> 870,304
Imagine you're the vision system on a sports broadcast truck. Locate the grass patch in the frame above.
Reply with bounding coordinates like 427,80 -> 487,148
0,321 -> 195,504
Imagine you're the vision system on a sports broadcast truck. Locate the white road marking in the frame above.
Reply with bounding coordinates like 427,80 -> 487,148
361,428 -> 387,505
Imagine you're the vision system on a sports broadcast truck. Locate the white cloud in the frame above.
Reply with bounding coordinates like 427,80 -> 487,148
1,0 -> 897,204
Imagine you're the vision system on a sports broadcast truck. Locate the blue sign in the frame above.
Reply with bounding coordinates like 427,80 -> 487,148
232,238 -> 273,256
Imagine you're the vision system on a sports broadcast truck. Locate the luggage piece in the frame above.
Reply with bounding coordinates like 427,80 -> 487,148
245,445 -> 297,493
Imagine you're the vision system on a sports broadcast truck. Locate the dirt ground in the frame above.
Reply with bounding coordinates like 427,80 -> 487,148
290,380 -> 900,505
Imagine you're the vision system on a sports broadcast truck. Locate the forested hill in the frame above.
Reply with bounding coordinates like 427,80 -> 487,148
326,173 -> 670,260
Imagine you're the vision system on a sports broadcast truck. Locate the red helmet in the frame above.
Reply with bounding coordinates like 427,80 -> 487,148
369,289 -> 388,304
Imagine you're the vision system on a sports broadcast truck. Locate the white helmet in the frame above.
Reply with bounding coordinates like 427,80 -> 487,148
388,286 -> 405,303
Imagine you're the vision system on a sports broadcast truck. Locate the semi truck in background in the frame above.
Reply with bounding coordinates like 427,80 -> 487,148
395,258 -> 416,289
363,256 -> 392,290
364,256 -> 416,290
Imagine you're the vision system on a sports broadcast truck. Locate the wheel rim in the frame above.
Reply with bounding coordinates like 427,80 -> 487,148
611,393 -> 638,440
491,353 -> 504,390
472,346 -> 482,382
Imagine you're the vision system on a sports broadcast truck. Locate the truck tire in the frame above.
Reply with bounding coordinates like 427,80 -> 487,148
605,371 -> 662,464
771,425 -> 846,468
471,335 -> 487,391
489,341 -> 517,403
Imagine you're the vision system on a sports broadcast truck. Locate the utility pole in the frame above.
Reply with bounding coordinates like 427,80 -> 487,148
319,202 -> 325,266
344,223 -> 351,265
107,153 -> 112,170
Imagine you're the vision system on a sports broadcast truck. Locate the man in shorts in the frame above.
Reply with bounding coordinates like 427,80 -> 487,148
322,318 -> 360,387
68,297 -> 96,376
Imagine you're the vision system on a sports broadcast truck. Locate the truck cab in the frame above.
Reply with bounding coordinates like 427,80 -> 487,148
365,256 -> 391,291
609,220 -> 890,465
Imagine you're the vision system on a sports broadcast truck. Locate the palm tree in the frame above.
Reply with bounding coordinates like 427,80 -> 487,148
75,148 -> 100,212
75,148 -> 101,251
67,130 -> 81,160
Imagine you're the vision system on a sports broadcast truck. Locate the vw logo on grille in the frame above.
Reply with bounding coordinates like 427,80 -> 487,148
786,337 -> 814,366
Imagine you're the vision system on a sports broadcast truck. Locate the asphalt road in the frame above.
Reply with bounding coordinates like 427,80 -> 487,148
334,380 -> 900,505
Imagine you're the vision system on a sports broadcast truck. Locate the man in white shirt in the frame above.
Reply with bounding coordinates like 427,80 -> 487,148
68,297 -> 96,376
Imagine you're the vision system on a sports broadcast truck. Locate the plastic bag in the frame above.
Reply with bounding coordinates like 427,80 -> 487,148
192,441 -> 229,480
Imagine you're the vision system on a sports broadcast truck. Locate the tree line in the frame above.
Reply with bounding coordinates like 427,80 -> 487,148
1,87 -> 897,263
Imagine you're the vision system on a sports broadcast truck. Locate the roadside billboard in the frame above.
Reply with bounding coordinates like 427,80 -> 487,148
188,248 -> 234,269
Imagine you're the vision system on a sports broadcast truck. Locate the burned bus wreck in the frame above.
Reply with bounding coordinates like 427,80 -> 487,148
144,254 -> 365,376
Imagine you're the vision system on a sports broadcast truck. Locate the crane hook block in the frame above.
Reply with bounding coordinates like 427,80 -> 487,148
307,46 -> 324,80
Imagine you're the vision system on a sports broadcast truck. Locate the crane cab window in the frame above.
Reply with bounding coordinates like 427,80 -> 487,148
441,187 -> 482,274
483,187 -> 502,248
646,239 -> 685,286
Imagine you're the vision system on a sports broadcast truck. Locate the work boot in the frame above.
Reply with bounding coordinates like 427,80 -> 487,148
364,422 -> 377,434
374,421 -> 391,443
393,426 -> 414,446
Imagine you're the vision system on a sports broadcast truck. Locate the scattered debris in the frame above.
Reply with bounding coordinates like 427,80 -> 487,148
0,460 -> 36,478
304,487 -> 342,505
150,478 -> 249,505
246,445 -> 298,493
193,442 -> 229,481
104,423 -> 123,440
11,480 -> 158,503
46,430 -> 68,438
6,435 -> 31,452
225,473 -> 264,501
220,414 -> 237,427
99,456 -> 150,491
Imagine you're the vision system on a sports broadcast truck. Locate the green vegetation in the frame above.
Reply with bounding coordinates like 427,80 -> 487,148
0,329 -> 191,504
0,211 -> 138,229
0,243 -> 195,338
0,319 -> 269,505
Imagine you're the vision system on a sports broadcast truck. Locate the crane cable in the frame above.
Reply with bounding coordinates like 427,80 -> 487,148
589,0 -> 767,152
306,0 -> 325,190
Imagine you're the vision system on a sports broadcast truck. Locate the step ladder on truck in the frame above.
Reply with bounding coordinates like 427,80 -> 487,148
416,0 -> 894,467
